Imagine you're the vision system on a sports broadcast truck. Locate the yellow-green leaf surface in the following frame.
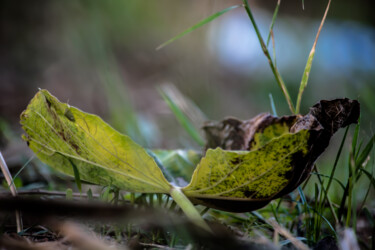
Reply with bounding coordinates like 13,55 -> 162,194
183,130 -> 310,200
20,90 -> 171,193
249,118 -> 296,150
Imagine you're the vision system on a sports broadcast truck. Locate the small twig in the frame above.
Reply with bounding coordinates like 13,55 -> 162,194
3,189 -> 100,198
0,151 -> 23,232
139,242 -> 176,249
267,218 -> 309,250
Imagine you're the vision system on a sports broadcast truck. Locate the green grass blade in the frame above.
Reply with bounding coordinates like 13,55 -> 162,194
363,207 -> 375,228
269,93 -> 278,116
69,158 -> 82,193
355,134 -> 375,169
351,118 -> 360,157
9,154 -> 36,188
313,165 -> 339,226
321,125 -> 349,224
156,5 -> 241,50
311,206 -> 337,238
325,126 -> 349,194
266,0 -> 281,47
359,168 -> 375,189
295,0 -> 332,114
243,0 -> 295,114
310,172 -> 345,191
159,88 -> 205,147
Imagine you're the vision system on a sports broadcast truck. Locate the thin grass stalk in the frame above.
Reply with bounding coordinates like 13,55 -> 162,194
266,0 -> 281,47
269,93 -> 278,116
270,30 -> 277,67
158,87 -> 205,146
321,126 -> 349,208
156,5 -> 241,50
0,152 -> 22,232
352,119 -> 360,157
313,183 -> 319,242
242,0 -> 295,114
358,155 -> 374,211
346,177 -> 353,228
267,0 -> 281,66
296,0 -> 332,114
314,165 -> 339,225
311,172 -> 345,191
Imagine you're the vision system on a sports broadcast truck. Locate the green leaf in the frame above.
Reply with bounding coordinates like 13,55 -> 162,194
156,5 -> 241,50
20,90 -> 171,193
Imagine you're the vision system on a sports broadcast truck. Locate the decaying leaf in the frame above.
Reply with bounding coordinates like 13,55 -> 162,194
20,90 -> 171,193
20,90 -> 360,214
184,98 -> 359,212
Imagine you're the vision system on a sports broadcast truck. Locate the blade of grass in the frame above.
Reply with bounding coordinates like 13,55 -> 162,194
355,134 -> 375,169
352,118 -> 360,157
269,93 -> 278,116
69,158 -> 82,193
324,126 -> 349,196
346,177 -> 353,228
309,127 -> 349,229
359,168 -> 375,189
160,84 -> 207,128
358,178 -> 372,212
266,0 -> 281,47
266,0 -> 281,66
242,0 -> 295,114
363,207 -> 375,249
9,154 -> 36,187
314,165 -> 339,226
288,196 -> 337,238
0,152 -> 22,232
295,0 -> 332,114
310,172 -> 345,191
314,183 -> 320,241
156,5 -> 241,50
158,88 -> 205,146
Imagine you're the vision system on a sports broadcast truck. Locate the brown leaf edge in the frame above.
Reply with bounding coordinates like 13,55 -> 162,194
195,98 -> 360,212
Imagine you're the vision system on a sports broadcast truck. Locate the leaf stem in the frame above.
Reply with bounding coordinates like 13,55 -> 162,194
169,186 -> 211,233
242,0 -> 295,114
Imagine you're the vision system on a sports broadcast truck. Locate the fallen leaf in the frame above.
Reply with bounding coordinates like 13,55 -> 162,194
20,90 -> 360,213
20,90 -> 171,193
184,98 -> 359,212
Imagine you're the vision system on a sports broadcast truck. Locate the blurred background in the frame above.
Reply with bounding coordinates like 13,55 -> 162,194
0,0 -> 374,201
